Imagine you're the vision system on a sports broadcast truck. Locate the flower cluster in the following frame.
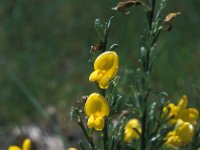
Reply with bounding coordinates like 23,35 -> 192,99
85,51 -> 119,131
123,95 -> 199,147
163,95 -> 199,148
165,119 -> 194,147
82,39 -> 199,149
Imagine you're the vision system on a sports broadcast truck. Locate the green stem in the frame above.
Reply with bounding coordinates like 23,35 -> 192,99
97,16 -> 114,150
101,89 -> 109,150
141,104 -> 147,150
96,86 -> 108,150
141,90 -> 151,150
146,0 -> 157,30
102,31 -> 108,52
141,0 -> 158,148
78,116 -> 95,150
103,118 -> 109,150
145,48 -> 151,73
79,141 -> 86,150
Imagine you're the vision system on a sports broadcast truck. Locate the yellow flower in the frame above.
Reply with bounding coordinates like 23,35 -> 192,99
163,95 -> 199,125
124,119 -> 141,143
8,138 -> 31,150
68,147 -> 78,150
165,119 -> 194,147
85,93 -> 109,130
89,51 -> 119,89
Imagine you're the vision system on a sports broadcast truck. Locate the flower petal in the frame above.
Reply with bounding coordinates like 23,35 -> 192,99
8,146 -> 22,150
22,139 -> 31,150
177,95 -> 188,111
89,70 -> 99,82
179,108 -> 199,126
85,93 -> 109,117
94,116 -> 104,130
176,122 -> 194,144
94,52 -> 116,70
99,75 -> 109,89
87,115 -> 95,128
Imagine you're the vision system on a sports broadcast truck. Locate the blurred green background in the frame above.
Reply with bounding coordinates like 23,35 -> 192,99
0,0 -> 200,147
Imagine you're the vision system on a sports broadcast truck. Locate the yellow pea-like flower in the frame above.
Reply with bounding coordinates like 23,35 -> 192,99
177,108 -> 199,126
68,147 -> 78,150
8,138 -> 31,150
8,146 -> 21,150
89,51 -> 119,89
175,95 -> 188,114
124,119 -> 141,143
85,93 -> 109,130
163,95 -> 199,126
165,119 -> 194,147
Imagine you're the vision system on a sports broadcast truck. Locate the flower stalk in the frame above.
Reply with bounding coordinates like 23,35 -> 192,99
79,120 -> 95,150
140,0 -> 168,149
103,118 -> 109,150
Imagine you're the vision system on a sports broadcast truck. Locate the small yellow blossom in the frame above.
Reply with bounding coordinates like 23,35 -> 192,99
163,95 -> 199,125
68,147 -> 78,150
85,93 -> 109,130
89,51 -> 119,89
124,119 -> 141,143
165,119 -> 194,147
8,138 -> 31,150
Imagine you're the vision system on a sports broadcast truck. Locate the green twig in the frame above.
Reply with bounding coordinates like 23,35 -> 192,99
103,118 -> 109,150
102,16 -> 114,52
141,89 -> 151,150
78,114 -> 95,150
